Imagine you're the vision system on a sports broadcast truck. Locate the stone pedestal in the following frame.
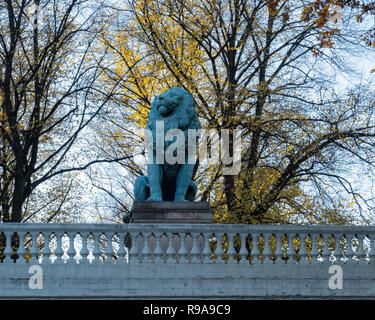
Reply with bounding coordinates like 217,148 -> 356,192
130,201 -> 213,224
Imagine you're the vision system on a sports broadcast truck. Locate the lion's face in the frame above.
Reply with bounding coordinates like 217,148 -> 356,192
156,88 -> 184,117
147,87 -> 200,133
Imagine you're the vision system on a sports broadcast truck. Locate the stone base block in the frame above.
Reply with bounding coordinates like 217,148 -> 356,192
130,201 -> 213,224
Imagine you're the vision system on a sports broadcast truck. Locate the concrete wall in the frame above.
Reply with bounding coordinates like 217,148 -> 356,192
0,260 -> 374,299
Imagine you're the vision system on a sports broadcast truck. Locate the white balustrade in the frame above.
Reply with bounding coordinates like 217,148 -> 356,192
0,223 -> 373,266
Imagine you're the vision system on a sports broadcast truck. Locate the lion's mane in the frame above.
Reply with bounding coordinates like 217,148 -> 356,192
146,87 -> 200,134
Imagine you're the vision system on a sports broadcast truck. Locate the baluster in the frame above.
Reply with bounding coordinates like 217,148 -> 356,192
356,234 -> 367,264
139,232 -> 146,263
46,233 -> 54,263
0,232 -> 5,263
345,234 -> 354,264
333,234 -> 342,263
370,236 -> 375,264
10,232 -> 20,263
54,232 -> 64,263
29,232 -> 39,264
190,232 -> 201,263
274,233 -> 284,264
309,233 -> 319,264
59,233 -> 66,263
66,232 -> 76,264
298,233 -> 308,264
251,233 -> 261,264
153,232 -> 164,263
103,234 -> 113,264
321,234 -> 331,263
178,232 -> 189,264
331,234 -> 343,264
18,232 -> 27,263
91,232 -> 102,263
99,233 -> 108,263
201,232 -> 212,264
4,231 -> 13,263
286,233 -> 296,264
367,235 -> 373,264
79,233 -> 89,264
142,232 -> 153,264
117,233 -> 128,264
165,232 -> 175,264
128,232 -> 139,264
226,232 -> 237,264
262,233 -> 272,264
238,233 -> 249,264
214,233 -> 225,264
332,234 -> 342,264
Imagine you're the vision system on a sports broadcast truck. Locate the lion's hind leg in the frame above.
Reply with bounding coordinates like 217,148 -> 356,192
134,176 -> 150,201
175,163 -> 195,201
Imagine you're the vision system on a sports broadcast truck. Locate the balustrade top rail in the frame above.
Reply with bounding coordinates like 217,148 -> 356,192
0,223 -> 374,265
2,222 -> 375,232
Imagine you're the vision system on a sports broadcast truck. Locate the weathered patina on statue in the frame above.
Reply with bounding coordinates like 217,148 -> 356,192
134,87 -> 200,201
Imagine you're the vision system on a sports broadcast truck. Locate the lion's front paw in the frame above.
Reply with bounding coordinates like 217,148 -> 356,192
146,194 -> 163,201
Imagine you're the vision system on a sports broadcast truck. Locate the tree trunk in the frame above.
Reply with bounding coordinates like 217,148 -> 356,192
10,168 -> 24,222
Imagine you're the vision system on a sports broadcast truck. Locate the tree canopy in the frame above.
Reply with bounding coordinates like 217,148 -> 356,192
1,0 -> 375,224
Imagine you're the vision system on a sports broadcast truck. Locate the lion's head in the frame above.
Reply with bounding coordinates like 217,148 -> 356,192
146,87 -> 200,133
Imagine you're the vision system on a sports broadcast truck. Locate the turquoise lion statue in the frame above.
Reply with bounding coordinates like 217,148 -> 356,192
134,87 -> 200,201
